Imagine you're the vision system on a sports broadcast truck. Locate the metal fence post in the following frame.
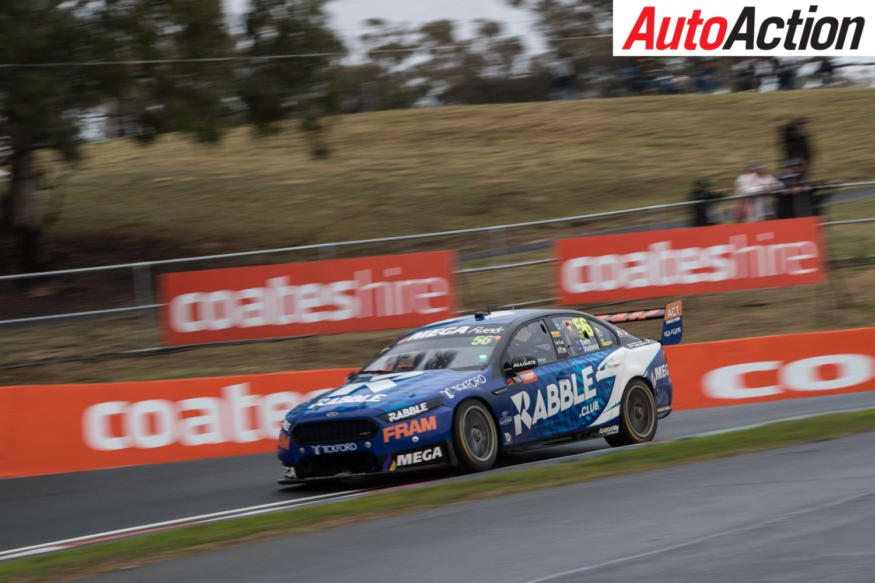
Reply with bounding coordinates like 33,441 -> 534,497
489,226 -> 510,306
133,263 -> 158,348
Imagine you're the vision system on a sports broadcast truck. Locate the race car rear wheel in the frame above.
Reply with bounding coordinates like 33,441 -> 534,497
453,400 -> 499,472
605,379 -> 657,447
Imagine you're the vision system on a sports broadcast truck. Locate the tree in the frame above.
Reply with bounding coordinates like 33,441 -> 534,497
236,0 -> 344,158
353,18 -> 544,109
0,0 -> 232,271
0,0 -> 343,271
511,0 -> 616,93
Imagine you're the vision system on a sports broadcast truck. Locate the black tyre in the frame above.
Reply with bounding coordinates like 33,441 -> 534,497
452,400 -> 499,472
605,379 -> 658,447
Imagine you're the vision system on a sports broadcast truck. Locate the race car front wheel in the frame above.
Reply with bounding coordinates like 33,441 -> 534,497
605,379 -> 657,447
453,400 -> 499,472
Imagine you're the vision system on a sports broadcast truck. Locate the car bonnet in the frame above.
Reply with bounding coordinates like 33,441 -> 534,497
292,369 -> 489,416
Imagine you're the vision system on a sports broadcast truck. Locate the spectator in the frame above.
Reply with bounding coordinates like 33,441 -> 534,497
551,51 -> 576,100
780,118 -> 813,176
734,162 -> 782,222
816,58 -> 835,87
776,159 -> 815,218
777,61 -> 796,90
689,179 -> 725,226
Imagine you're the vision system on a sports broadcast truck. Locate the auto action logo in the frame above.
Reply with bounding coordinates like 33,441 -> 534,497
613,1 -> 873,56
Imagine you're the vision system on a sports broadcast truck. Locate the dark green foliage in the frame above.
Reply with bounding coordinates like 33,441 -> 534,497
0,0 -> 342,269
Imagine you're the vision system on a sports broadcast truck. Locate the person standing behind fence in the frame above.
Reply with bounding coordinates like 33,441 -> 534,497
689,180 -> 726,226
776,159 -> 815,219
734,162 -> 781,222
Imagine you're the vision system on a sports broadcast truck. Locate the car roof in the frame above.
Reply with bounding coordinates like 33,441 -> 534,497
415,308 -> 586,330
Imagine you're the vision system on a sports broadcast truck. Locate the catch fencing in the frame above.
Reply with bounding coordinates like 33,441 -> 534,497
1,180 -> 874,368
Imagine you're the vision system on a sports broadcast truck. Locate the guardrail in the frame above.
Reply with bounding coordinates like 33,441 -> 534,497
2,180 -> 874,282
1,180 -> 873,343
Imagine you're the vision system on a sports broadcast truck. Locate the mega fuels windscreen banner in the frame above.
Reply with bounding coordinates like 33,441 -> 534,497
556,218 -> 825,305
160,251 -> 456,345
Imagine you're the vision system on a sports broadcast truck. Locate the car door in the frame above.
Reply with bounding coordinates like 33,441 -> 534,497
499,318 -> 585,444
545,314 -> 622,429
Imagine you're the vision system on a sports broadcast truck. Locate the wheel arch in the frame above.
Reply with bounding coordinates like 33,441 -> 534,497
627,375 -> 655,397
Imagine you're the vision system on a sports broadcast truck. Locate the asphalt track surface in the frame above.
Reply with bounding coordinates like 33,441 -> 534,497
3,391 -> 875,556
81,428 -> 875,583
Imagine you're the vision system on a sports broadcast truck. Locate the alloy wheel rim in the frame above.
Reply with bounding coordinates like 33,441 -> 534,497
463,407 -> 495,462
627,387 -> 654,437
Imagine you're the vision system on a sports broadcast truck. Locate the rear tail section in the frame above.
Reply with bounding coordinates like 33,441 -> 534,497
660,301 -> 683,345
595,300 -> 683,345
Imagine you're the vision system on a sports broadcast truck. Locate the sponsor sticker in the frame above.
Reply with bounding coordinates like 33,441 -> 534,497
380,399 -> 442,423
390,444 -> 446,470
382,415 -> 439,442
399,325 -> 506,343
311,443 -> 357,455
518,370 -> 539,384
511,366 -> 602,435
441,374 -> 488,399
308,394 -> 386,409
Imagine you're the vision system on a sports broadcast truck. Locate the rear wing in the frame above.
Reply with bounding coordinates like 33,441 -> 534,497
595,300 -> 683,345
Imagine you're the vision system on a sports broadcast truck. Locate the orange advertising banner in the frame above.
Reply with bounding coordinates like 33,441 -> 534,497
160,251 -> 456,345
666,328 -> 875,410
3,328 -> 874,479
556,217 -> 825,304
0,369 -> 353,479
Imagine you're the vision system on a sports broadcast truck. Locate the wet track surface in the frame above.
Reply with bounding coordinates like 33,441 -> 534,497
2,391 -> 875,554
81,430 -> 875,583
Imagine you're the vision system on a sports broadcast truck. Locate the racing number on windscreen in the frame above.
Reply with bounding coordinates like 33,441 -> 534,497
550,317 -> 600,357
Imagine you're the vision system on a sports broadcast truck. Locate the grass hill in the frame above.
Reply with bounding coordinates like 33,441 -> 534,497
16,87 -> 875,269
2,88 -> 874,384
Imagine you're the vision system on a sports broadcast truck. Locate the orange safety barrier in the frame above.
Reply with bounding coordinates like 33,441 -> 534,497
2,327 -> 874,479
0,369 -> 353,479
666,328 -> 875,410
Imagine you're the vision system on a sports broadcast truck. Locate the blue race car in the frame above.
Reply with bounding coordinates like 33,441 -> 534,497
277,303 -> 682,482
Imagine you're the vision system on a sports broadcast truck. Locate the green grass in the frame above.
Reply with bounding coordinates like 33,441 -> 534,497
3,408 -> 875,582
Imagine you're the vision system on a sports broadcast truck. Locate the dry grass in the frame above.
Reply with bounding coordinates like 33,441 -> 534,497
25,88 -> 875,266
2,88 -> 874,385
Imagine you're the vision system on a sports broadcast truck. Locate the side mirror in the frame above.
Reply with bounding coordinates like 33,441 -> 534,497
503,356 -> 539,377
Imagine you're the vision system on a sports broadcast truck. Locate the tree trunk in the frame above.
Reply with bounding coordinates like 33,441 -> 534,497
9,149 -> 43,272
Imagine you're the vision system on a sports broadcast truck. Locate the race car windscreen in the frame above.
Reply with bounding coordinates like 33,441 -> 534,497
361,324 -> 505,373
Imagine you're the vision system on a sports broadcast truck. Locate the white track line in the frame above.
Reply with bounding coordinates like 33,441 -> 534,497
4,403 -> 875,562
0,490 -> 364,561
